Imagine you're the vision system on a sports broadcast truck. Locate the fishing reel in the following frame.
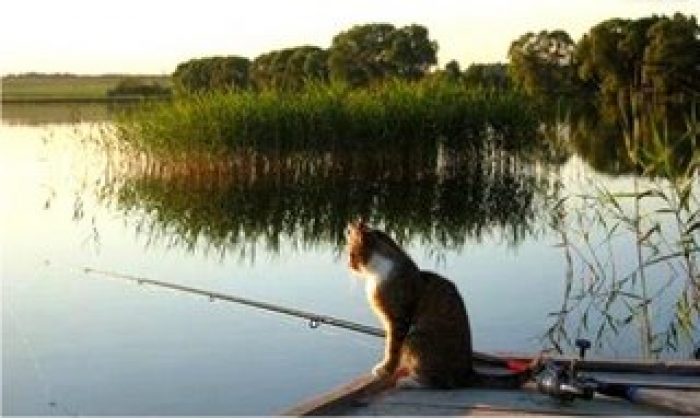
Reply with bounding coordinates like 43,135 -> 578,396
534,339 -> 597,402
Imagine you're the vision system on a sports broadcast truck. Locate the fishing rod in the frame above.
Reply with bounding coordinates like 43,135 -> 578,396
82,265 -> 700,409
534,339 -> 700,415
82,267 -> 513,366
82,267 -> 383,337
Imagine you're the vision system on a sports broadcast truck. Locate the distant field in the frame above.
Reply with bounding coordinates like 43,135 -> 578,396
1,74 -> 172,102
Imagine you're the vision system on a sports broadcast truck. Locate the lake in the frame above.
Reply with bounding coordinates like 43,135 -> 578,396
2,103 -> 697,415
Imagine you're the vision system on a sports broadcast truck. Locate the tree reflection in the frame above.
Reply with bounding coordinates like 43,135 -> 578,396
565,99 -> 697,177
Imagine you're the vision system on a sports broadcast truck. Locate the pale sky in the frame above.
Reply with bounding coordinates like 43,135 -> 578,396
1,0 -> 697,76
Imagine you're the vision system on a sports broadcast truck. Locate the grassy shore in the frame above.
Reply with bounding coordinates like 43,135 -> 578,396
1,74 -> 171,103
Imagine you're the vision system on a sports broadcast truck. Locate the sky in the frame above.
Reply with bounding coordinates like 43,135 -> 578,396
1,0 -> 697,76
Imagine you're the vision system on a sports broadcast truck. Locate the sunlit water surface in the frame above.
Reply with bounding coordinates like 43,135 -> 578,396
2,105 -> 696,415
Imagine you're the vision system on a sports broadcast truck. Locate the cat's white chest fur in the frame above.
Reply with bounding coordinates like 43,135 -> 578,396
359,252 -> 396,299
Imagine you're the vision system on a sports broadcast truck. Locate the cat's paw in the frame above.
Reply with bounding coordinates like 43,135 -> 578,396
372,362 -> 395,378
395,374 -> 425,389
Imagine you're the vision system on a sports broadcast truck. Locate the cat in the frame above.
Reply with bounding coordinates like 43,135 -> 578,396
347,220 -> 537,389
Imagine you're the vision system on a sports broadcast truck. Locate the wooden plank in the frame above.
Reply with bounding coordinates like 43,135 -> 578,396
626,388 -> 700,415
284,356 -> 700,416
350,384 -> 673,416
284,374 -> 696,416
281,374 -> 392,416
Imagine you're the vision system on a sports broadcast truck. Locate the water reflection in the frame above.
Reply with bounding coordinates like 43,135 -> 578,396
105,135 -> 697,359
105,150 -> 555,261
560,100 -> 697,177
5,102 -> 698,418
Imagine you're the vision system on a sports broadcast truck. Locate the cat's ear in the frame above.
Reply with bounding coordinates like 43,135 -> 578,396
348,220 -> 359,236
349,218 -> 367,231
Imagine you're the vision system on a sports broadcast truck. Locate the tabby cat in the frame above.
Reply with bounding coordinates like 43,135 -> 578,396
347,220 -> 535,389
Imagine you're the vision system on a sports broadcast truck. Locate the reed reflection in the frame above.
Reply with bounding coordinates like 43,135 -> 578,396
109,148 -> 554,261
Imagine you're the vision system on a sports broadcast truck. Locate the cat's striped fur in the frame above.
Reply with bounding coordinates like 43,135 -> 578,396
348,221 -> 536,389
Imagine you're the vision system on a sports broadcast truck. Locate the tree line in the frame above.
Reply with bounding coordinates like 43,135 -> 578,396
173,23 -> 439,93
173,14 -> 698,101
508,13 -> 699,101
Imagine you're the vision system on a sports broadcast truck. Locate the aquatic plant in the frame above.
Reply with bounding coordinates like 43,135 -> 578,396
545,101 -> 699,358
115,79 -> 538,172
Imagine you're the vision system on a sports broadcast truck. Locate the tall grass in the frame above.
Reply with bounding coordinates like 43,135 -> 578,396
545,100 -> 699,358
115,79 -> 538,170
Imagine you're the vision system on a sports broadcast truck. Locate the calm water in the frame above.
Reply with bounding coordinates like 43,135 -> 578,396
2,104 -> 697,415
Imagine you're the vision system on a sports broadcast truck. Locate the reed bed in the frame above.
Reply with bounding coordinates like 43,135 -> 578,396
115,80 -> 538,169
545,102 -> 699,357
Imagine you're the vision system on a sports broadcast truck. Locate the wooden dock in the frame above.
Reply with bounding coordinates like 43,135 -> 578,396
283,354 -> 700,416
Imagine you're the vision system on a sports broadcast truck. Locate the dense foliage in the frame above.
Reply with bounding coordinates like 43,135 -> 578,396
171,13 -> 696,104
172,23 -> 437,93
107,78 -> 171,98
509,13 -> 700,100
173,56 -> 252,93
328,23 -> 437,87
250,46 -> 329,91
508,30 -> 577,95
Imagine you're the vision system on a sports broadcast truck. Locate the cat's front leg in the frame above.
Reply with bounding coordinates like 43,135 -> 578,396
373,321 -> 408,378
372,360 -> 397,378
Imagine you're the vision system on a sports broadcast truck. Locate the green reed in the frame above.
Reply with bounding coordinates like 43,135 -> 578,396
545,100 -> 699,358
115,79 -> 537,169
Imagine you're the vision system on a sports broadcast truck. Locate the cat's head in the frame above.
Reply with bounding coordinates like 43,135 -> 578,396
347,220 -> 371,272
347,220 -> 409,274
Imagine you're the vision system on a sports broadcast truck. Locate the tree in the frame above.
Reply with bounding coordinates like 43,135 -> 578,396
250,46 -> 329,91
107,78 -> 171,98
328,23 -> 437,87
575,14 -> 699,100
210,56 -> 251,91
644,13 -> 700,96
443,60 -> 462,81
302,48 -> 330,82
328,23 -> 395,87
173,56 -> 251,94
463,63 -> 512,90
384,24 -> 438,80
508,30 -> 576,95
576,17 -> 661,98
173,59 -> 207,93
